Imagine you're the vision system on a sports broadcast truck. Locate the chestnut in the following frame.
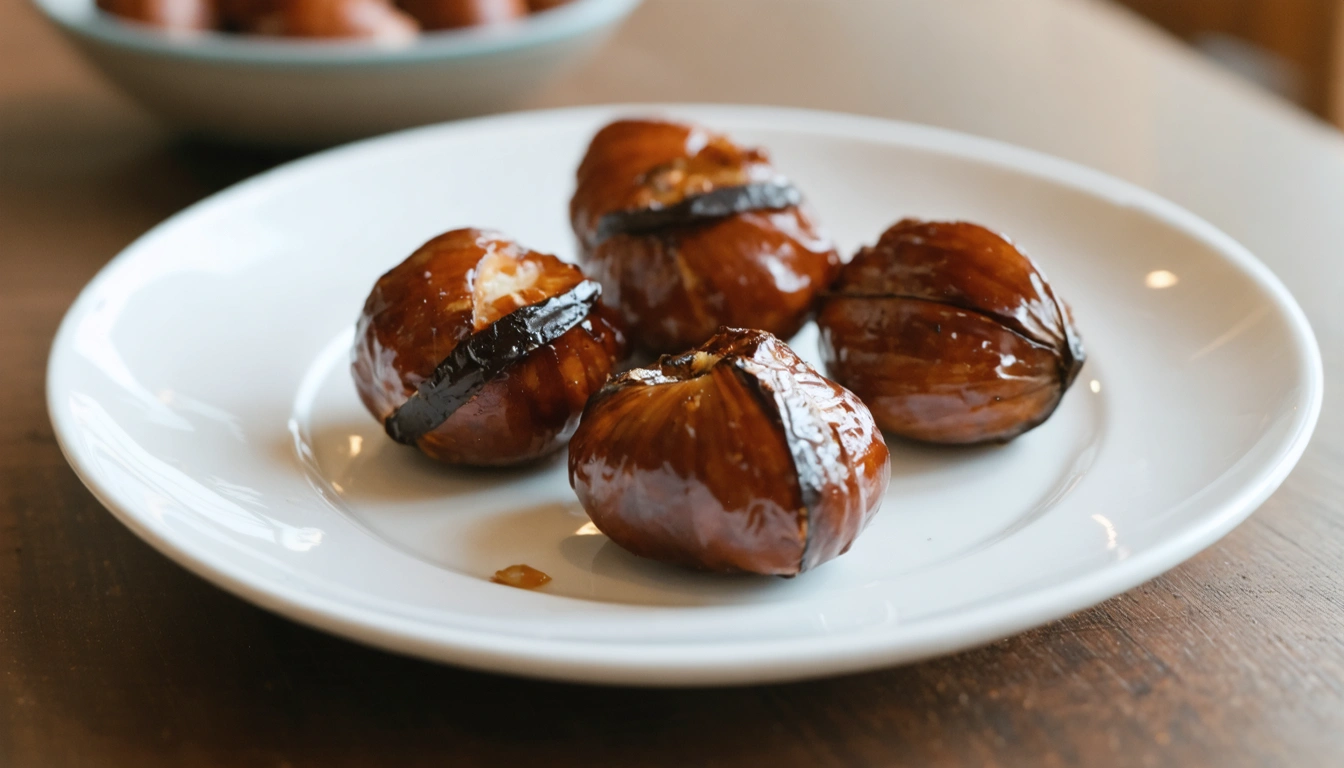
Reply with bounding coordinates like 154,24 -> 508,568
525,0 -> 570,11
216,0 -> 279,30
568,327 -> 890,575
352,228 -> 627,466
96,0 -> 217,31
395,0 -> 526,30
254,0 -> 420,39
570,119 -> 841,355
817,219 -> 1085,445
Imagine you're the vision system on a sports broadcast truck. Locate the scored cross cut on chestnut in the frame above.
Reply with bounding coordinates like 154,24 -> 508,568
817,219 -> 1086,445
352,227 -> 627,466
568,328 -> 891,576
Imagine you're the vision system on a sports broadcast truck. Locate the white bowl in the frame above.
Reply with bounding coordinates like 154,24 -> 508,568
31,0 -> 643,146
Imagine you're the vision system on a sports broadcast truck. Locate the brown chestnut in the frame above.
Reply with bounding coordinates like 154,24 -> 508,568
817,219 -> 1085,444
352,228 -> 627,466
525,0 -> 570,11
252,0 -> 420,39
396,0 -> 525,30
96,0 -> 217,31
570,119 -> 841,355
568,327 -> 889,575
216,0 -> 278,30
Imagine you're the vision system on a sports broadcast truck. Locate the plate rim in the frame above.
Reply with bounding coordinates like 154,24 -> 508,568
46,103 -> 1325,686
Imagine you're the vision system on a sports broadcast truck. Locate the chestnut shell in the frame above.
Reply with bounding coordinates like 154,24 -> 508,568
570,119 -> 841,355
817,219 -> 1085,444
352,228 -> 627,466
267,0 -> 420,39
96,0 -> 217,30
568,328 -> 890,575
395,0 -> 525,30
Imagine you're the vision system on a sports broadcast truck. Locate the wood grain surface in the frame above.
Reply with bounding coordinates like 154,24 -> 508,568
2,1 -> 1342,766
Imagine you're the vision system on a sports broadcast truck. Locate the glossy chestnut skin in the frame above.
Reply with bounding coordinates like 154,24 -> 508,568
396,0 -> 525,29
817,220 -> 1085,444
253,0 -> 419,38
569,328 -> 889,575
96,0 -> 217,30
525,0 -> 570,10
570,119 -> 841,355
353,228 -> 627,466
216,0 -> 279,29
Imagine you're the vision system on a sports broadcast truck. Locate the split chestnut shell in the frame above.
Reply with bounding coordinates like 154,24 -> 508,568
352,228 -> 627,466
817,220 -> 1085,444
570,119 -> 841,355
568,328 -> 890,575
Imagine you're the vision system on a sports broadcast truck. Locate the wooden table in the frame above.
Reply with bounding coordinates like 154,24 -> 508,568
4,0 -> 1342,765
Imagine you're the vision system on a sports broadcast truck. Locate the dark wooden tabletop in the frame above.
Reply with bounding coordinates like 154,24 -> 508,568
4,0 -> 1343,765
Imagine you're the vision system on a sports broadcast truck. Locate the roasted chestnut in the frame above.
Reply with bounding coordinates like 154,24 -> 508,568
96,0 -> 217,30
570,119 -> 841,355
216,0 -> 278,30
569,328 -> 890,575
252,0 -> 420,39
396,0 -> 525,29
352,228 -> 627,466
817,220 -> 1085,444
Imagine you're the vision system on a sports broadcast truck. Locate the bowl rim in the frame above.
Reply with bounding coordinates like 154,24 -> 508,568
29,0 -> 643,66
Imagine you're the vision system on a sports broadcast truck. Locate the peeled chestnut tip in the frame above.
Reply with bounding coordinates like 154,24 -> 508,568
818,219 -> 1085,445
686,351 -> 720,375
570,327 -> 890,576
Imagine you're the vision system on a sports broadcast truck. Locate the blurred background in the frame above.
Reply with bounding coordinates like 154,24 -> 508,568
1116,0 -> 1344,123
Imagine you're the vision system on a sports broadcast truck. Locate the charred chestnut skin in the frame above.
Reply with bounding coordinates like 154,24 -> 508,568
569,328 -> 889,576
353,228 -> 627,466
817,220 -> 1085,445
570,119 -> 841,355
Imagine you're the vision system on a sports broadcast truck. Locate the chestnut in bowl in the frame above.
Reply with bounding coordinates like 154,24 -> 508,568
817,219 -> 1085,445
352,228 -> 627,466
259,0 -> 420,39
396,0 -> 526,31
568,327 -> 890,575
96,0 -> 217,31
570,119 -> 841,355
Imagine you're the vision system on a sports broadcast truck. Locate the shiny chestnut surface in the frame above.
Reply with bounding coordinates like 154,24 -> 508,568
570,119 -> 840,355
264,0 -> 419,39
353,228 -> 626,466
569,328 -> 889,576
96,0 -> 217,30
396,0 -> 524,30
818,219 -> 1085,444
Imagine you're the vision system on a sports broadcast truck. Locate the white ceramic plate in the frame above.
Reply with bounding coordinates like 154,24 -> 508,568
47,105 -> 1322,686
